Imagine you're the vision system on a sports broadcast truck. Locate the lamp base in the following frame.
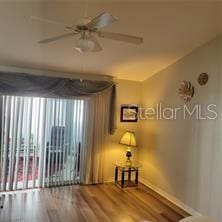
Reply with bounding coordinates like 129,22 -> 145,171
126,158 -> 132,167
126,149 -> 132,167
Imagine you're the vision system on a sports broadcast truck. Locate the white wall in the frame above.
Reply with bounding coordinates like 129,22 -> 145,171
101,36 -> 222,220
139,36 -> 222,221
104,79 -> 141,182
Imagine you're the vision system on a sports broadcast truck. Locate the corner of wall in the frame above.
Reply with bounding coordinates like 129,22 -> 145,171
139,177 -> 201,216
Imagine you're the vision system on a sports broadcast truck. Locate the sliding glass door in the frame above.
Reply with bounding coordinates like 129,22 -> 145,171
0,95 -> 85,191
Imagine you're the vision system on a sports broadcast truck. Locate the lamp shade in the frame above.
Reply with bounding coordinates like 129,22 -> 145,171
119,131 -> 137,147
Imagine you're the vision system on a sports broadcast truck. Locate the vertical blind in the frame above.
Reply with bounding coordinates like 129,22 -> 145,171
0,95 -> 85,191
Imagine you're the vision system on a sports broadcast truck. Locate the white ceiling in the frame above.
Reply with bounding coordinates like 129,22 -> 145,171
0,1 -> 221,81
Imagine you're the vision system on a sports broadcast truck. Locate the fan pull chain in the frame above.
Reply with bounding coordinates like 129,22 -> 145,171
84,0 -> 88,18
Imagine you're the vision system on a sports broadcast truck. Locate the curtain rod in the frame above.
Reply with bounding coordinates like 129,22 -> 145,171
0,65 -> 114,82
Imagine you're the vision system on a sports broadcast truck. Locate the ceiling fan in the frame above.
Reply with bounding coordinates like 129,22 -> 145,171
31,1 -> 143,53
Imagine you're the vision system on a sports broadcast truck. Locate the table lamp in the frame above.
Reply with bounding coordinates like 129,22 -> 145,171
119,131 -> 137,166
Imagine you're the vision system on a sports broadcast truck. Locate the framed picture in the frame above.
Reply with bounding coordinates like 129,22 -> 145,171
120,105 -> 138,122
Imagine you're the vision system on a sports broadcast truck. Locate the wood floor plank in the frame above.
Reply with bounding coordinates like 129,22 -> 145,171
105,184 -> 160,222
47,210 -> 61,222
0,183 -> 190,222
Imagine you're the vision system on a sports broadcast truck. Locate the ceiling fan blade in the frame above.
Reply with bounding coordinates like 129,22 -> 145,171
87,12 -> 117,30
30,16 -> 72,27
97,31 -> 143,45
89,35 -> 102,52
38,32 -> 79,44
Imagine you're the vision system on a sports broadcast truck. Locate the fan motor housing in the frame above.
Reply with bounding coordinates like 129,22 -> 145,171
76,25 -> 88,32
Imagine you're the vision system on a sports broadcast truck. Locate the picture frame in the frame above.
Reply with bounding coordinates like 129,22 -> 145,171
120,105 -> 138,122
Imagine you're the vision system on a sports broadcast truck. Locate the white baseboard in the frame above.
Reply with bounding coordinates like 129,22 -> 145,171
139,177 -> 201,216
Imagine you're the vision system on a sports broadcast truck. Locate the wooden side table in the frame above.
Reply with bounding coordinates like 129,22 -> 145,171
115,163 -> 140,189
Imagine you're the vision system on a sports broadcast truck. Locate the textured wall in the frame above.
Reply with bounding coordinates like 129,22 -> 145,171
139,36 -> 222,221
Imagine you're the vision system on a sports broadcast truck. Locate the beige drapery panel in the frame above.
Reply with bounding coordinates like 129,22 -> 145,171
81,89 -> 112,184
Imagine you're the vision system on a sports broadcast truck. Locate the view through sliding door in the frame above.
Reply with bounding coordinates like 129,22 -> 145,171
0,95 -> 85,191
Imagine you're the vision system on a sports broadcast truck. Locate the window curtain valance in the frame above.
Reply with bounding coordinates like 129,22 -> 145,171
0,71 -> 114,97
0,71 -> 116,134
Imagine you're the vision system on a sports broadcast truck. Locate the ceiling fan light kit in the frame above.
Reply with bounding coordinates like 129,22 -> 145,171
31,0 -> 144,53
75,33 -> 95,53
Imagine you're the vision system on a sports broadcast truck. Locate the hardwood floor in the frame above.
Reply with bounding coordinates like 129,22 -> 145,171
0,183 -> 190,222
